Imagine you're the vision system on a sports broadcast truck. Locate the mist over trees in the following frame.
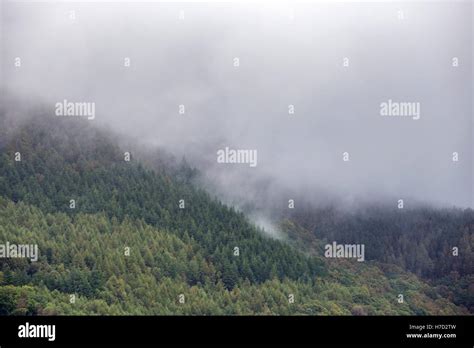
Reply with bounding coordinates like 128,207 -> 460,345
0,106 -> 471,315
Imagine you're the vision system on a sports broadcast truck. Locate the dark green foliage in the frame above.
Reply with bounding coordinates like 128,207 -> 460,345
0,199 -> 466,315
0,116 -> 324,287
284,204 -> 474,312
0,114 -> 469,315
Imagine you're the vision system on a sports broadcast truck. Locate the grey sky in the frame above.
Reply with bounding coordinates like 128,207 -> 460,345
2,1 -> 473,208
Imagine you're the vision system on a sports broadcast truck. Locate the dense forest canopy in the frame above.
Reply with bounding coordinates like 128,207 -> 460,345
0,111 -> 472,315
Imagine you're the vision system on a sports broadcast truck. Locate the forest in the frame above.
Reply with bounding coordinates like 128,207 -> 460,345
281,202 -> 473,312
0,111 -> 471,315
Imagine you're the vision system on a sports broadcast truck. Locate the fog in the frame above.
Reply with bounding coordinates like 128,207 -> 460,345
1,1 -> 473,212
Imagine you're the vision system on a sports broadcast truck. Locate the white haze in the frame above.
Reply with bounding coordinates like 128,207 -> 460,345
1,1 -> 473,222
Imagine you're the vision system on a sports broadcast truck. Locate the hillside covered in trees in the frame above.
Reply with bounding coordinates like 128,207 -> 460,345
281,203 -> 473,312
0,111 -> 471,315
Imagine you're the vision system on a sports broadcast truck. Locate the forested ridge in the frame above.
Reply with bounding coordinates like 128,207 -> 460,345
282,203 -> 474,312
0,113 -> 471,315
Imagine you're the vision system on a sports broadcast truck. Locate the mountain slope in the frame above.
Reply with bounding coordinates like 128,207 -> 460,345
281,203 -> 474,312
0,198 -> 465,315
0,112 -> 469,315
